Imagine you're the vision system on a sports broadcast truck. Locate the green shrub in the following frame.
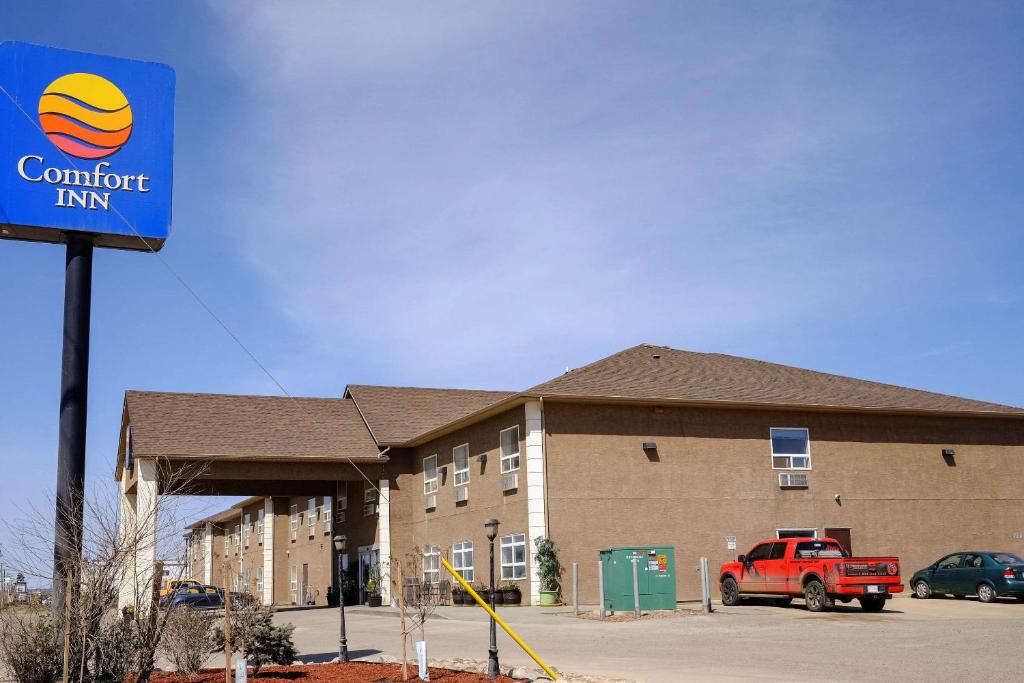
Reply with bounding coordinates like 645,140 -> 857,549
216,604 -> 296,675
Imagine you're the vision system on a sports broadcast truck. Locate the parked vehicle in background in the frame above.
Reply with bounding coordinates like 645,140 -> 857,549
911,552 -> 1024,602
719,537 -> 903,612
158,578 -> 203,598
159,586 -> 224,610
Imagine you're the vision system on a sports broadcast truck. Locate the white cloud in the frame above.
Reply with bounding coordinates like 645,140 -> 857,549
202,2 -> 970,387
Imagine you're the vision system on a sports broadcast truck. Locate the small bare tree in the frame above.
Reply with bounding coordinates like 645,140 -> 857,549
2,458 -> 208,683
392,547 -> 446,681
158,607 -> 217,679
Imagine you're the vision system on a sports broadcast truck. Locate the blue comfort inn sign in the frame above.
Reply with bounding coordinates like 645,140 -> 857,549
0,42 -> 175,251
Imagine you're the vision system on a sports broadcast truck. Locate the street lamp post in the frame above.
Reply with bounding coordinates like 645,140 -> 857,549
484,518 -> 500,679
332,535 -> 349,663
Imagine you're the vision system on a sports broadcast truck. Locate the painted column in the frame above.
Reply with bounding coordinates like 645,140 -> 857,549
377,478 -> 391,604
134,458 -> 159,608
203,522 -> 213,585
262,497 -> 274,605
525,399 -> 548,605
117,470 -> 137,610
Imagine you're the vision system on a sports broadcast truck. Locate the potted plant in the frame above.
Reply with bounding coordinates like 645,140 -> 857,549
534,536 -> 562,606
473,582 -> 492,605
365,578 -> 381,606
502,582 -> 522,606
452,585 -> 469,605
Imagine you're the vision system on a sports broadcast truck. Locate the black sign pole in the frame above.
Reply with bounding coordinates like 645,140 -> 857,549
51,233 -> 93,617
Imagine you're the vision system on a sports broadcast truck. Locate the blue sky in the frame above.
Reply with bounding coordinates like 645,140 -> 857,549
1,2 -> 1022,575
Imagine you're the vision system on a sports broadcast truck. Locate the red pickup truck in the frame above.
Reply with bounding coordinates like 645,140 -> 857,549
719,537 -> 903,612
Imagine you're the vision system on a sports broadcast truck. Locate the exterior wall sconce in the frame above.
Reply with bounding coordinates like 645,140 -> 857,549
642,442 -> 657,451
942,449 -> 955,457
478,453 -> 487,464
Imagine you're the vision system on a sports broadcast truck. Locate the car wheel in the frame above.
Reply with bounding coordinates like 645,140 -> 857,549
804,579 -> 829,612
977,583 -> 997,603
913,580 -> 932,599
721,577 -> 742,606
859,596 -> 886,612
773,597 -> 793,607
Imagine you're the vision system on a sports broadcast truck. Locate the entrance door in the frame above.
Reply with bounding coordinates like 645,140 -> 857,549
824,528 -> 853,555
302,564 -> 309,605
358,546 -> 380,604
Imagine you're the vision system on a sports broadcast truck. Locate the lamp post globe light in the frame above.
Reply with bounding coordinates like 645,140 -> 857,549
333,535 -> 349,663
484,518 -> 500,678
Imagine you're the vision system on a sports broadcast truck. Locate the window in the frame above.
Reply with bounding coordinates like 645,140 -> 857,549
937,554 -> 963,570
423,455 -> 438,494
289,565 -> 298,603
769,542 -> 788,560
453,444 -> 470,486
243,513 -> 251,547
795,541 -> 847,559
776,528 -> 816,539
500,426 -> 520,473
771,428 -> 811,469
308,498 -> 317,526
746,543 -> 772,562
423,545 -> 441,584
337,482 -> 348,522
452,540 -> 474,582
964,554 -> 984,568
500,533 -> 527,580
992,553 -> 1024,565
257,508 -> 265,542
323,497 -> 332,533
243,568 -> 251,591
290,504 -> 298,540
233,524 -> 240,548
364,486 -> 377,504
255,567 -> 264,595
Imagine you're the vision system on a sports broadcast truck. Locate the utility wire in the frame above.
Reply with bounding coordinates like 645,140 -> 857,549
1,84 -> 390,502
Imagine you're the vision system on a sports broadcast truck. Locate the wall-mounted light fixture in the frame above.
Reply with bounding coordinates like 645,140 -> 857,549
478,453 -> 488,464
942,449 -> 955,457
642,442 -> 657,451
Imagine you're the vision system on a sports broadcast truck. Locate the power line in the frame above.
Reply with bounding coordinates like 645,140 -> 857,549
0,84 -> 390,502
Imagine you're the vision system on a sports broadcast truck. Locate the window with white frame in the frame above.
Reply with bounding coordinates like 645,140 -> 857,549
308,498 -> 317,526
255,567 -> 264,595
422,545 -> 441,584
289,565 -> 298,603
243,513 -> 251,547
423,454 -> 438,494
452,540 -> 474,582
500,426 -> 520,473
257,508 -> 265,541
453,444 -> 470,486
243,568 -> 251,591
500,533 -> 527,580
322,497 -> 332,532
233,524 -> 240,548
777,528 -> 817,539
364,486 -> 376,504
290,504 -> 298,540
770,428 -> 811,470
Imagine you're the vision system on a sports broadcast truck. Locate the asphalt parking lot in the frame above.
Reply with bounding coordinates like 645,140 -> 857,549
276,595 -> 1023,682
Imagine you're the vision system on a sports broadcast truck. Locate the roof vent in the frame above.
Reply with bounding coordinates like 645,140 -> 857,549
651,353 -> 661,359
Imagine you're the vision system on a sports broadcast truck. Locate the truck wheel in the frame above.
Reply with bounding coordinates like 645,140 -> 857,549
721,577 -> 742,606
859,596 -> 885,612
977,583 -> 997,603
803,579 -> 829,612
913,580 -> 932,599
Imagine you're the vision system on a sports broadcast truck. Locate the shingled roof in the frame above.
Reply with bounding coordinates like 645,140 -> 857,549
524,344 -> 1024,416
119,392 -> 382,478
345,385 -> 514,445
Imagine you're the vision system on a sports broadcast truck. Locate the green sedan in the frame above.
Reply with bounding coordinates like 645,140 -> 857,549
911,552 -> 1024,603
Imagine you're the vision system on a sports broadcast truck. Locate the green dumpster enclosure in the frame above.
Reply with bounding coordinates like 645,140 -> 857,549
600,546 -> 676,611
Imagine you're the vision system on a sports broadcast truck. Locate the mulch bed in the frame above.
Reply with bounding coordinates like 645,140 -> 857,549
150,663 -> 519,683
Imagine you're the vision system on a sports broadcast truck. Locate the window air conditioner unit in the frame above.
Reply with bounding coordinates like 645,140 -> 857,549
335,511 -> 346,524
501,473 -> 519,492
778,472 -> 809,488
363,502 -> 377,517
455,487 -> 469,503
424,494 -> 437,510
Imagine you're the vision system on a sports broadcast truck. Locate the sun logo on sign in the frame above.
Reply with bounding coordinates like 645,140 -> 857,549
38,73 -> 133,160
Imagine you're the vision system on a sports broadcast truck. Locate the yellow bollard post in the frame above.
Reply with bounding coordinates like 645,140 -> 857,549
441,556 -> 559,680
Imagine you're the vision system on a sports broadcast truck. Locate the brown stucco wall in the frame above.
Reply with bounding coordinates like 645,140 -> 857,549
406,407 -> 531,597
543,401 -> 1024,603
